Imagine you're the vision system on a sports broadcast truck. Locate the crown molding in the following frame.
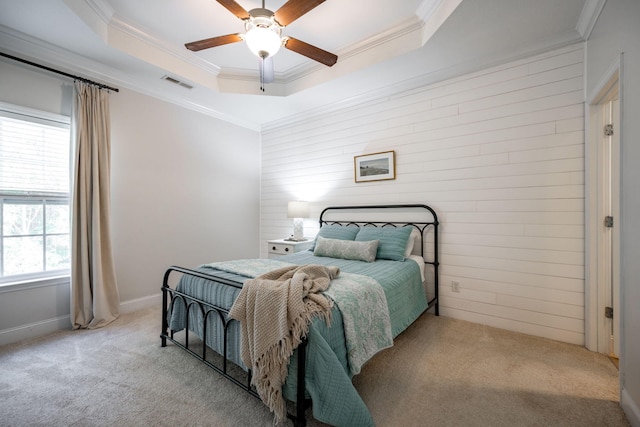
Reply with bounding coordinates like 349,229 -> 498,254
416,0 -> 444,21
81,0 -> 115,23
61,0 -> 222,91
337,17 -> 424,64
0,25 -> 119,88
0,25 -> 260,131
281,16 -> 424,85
107,15 -> 222,76
576,0 -> 606,40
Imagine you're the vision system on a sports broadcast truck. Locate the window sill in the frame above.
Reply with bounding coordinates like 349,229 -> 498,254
0,275 -> 70,293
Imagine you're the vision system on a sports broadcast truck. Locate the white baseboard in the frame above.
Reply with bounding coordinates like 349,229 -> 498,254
0,315 -> 71,347
622,387 -> 640,427
119,292 -> 162,314
0,293 -> 162,347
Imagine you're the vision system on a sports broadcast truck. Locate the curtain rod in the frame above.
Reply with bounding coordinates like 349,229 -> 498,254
1,51 -> 119,92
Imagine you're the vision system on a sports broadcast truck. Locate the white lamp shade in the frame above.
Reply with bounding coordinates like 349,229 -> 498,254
245,27 -> 282,58
287,201 -> 309,218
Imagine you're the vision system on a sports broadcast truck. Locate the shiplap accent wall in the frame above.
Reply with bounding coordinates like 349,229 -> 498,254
261,44 -> 585,345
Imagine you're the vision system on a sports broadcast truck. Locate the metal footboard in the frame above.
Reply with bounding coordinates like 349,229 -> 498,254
160,266 -> 308,427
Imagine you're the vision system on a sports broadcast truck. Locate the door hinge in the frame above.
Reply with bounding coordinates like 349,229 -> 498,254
605,216 -> 614,228
604,123 -> 614,136
605,306 -> 614,319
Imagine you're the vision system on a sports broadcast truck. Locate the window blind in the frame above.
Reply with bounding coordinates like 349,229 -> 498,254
0,110 -> 70,196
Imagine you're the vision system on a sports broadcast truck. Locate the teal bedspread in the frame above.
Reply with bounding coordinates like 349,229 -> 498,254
284,251 -> 427,338
168,252 -> 427,427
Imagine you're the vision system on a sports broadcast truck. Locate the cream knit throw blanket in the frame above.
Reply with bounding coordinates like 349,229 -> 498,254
228,264 -> 337,423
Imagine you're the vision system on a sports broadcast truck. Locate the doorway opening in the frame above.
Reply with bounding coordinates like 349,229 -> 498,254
585,58 -> 621,364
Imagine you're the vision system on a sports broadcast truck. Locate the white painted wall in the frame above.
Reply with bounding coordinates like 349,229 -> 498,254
110,89 -> 261,306
586,1 -> 640,425
0,58 -> 261,344
261,44 -> 586,346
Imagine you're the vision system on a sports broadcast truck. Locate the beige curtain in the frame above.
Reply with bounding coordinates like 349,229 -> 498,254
71,81 -> 120,329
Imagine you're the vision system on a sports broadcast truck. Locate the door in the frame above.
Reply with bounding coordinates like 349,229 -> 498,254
598,95 -> 620,359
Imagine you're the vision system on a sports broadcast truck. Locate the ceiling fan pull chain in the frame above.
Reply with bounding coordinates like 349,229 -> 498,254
259,55 -> 265,92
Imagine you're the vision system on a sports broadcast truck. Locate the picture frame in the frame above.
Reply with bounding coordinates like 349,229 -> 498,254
354,150 -> 396,183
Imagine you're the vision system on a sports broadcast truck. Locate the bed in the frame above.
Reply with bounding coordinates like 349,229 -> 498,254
161,204 -> 439,426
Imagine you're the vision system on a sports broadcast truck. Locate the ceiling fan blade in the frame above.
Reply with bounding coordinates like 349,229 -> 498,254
274,0 -> 325,26
216,0 -> 250,20
185,33 -> 243,51
283,37 -> 337,67
260,56 -> 275,84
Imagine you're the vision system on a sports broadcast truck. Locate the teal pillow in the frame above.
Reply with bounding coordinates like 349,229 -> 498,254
313,236 -> 379,262
310,224 -> 360,250
355,226 -> 413,261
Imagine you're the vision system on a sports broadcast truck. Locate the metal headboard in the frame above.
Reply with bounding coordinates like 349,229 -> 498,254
318,204 -> 439,315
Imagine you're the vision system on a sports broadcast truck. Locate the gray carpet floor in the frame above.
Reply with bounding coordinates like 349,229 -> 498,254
0,306 -> 629,426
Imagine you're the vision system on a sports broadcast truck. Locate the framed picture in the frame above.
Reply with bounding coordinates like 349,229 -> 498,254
354,150 -> 396,183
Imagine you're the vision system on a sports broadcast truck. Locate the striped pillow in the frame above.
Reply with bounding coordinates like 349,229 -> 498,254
310,224 -> 360,250
355,226 -> 413,261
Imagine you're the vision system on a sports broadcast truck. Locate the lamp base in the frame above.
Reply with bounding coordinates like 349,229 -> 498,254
291,218 -> 305,241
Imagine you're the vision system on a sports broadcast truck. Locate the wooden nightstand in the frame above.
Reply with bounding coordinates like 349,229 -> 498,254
267,238 -> 313,259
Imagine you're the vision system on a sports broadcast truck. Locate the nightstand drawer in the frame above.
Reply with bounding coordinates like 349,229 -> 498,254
269,242 -> 295,256
267,239 -> 313,258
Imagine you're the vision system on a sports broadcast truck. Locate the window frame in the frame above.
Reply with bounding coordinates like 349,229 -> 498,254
0,102 -> 72,287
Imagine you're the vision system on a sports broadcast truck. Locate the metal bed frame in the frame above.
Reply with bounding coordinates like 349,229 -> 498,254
161,204 -> 439,426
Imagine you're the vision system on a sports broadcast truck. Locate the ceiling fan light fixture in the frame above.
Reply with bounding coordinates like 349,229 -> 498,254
244,12 -> 282,58
245,27 -> 282,58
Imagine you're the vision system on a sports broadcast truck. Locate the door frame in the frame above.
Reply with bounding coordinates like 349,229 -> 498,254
585,54 -> 622,354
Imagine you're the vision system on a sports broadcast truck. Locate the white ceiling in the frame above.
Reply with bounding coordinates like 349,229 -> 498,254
0,0 -> 593,130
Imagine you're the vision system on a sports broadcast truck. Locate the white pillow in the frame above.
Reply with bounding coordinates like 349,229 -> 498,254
407,255 -> 426,283
404,228 -> 422,258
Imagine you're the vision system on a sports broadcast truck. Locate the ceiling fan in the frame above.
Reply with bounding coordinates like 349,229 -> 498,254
185,0 -> 338,90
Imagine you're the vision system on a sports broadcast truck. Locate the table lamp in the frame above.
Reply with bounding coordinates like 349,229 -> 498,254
287,201 -> 309,241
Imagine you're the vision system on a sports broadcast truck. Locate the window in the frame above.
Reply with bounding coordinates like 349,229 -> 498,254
0,103 -> 71,284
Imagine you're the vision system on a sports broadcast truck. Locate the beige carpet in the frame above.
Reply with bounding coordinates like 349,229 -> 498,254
0,306 -> 629,427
